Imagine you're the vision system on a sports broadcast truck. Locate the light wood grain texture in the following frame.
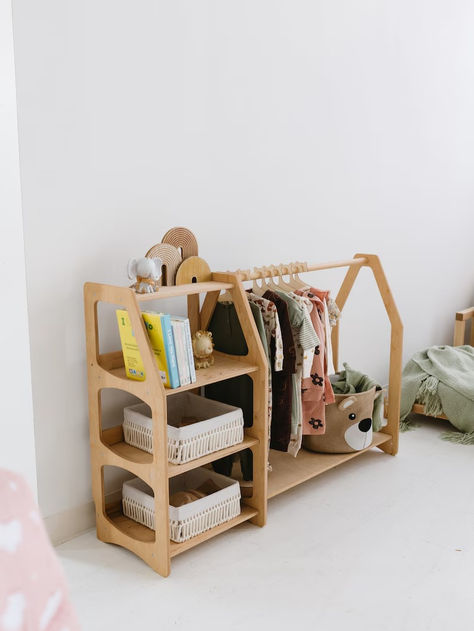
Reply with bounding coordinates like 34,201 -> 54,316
135,281 -> 233,301
331,262 -> 364,372
453,308 -> 474,346
354,254 -> 403,456
85,252 -> 400,576
161,227 -> 199,259
175,257 -> 212,334
411,404 -> 448,420
176,256 -> 212,285
84,269 -> 268,576
85,282 -> 171,576
235,258 -> 368,281
102,426 -> 258,476
200,290 -> 220,331
144,243 -> 182,286
169,506 -> 258,557
268,433 -> 392,498
104,351 -> 258,396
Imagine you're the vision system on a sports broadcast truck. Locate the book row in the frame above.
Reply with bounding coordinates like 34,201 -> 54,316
116,309 -> 197,388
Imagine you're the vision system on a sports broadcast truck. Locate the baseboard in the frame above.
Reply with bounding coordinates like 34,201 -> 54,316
44,490 -> 122,547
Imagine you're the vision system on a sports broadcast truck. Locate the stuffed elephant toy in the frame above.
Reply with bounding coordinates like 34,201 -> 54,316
127,257 -> 163,294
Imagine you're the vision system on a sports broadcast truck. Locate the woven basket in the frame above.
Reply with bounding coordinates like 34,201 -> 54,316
122,468 -> 241,543
123,393 -> 244,464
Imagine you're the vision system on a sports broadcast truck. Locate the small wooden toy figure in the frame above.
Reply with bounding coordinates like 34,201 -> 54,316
192,330 -> 215,369
127,257 -> 162,294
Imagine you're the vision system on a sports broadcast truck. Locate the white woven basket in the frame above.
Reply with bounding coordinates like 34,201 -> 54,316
122,468 -> 241,543
123,393 -> 244,465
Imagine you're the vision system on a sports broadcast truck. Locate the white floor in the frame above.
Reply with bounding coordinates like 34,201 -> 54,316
57,421 -> 474,631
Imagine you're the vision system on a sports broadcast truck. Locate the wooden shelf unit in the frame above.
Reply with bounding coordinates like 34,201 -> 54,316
84,276 -> 268,577
84,253 -> 402,577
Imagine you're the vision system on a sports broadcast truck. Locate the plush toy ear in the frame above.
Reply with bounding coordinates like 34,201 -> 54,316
207,331 -> 213,338
195,331 -> 202,339
151,257 -> 163,279
338,396 -> 356,410
127,258 -> 137,280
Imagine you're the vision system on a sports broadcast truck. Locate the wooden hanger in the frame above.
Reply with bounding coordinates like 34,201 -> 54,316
288,261 -> 310,290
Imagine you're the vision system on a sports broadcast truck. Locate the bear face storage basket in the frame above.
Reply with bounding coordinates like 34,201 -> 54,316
122,468 -> 241,543
123,392 -> 244,464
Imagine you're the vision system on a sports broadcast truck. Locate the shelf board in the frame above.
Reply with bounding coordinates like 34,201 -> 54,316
411,404 -> 448,420
169,506 -> 258,557
102,426 -> 257,474
135,281 -> 234,301
106,504 -> 156,544
267,432 -> 392,499
168,436 -> 258,478
106,504 -> 257,555
106,351 -> 258,395
106,440 -> 154,465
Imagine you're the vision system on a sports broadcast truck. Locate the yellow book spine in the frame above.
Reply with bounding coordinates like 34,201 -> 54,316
115,309 -> 146,381
142,312 -> 170,387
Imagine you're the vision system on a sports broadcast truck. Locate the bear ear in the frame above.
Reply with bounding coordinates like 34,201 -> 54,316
195,331 -> 202,339
207,331 -> 213,338
338,396 -> 356,410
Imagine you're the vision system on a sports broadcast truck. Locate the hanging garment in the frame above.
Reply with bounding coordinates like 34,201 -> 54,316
274,290 -> 320,456
205,301 -> 269,480
262,290 -> 296,452
289,292 -> 319,379
309,288 -> 336,375
295,288 -> 335,435
246,292 -> 284,436
247,292 -> 284,372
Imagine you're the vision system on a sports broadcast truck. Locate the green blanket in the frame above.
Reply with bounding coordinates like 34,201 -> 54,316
400,345 -> 474,441
331,363 -> 384,432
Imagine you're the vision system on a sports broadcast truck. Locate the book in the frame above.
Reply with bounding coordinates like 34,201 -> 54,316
171,316 -> 196,384
116,309 -> 146,381
115,309 -> 180,388
171,320 -> 190,386
142,312 -> 180,389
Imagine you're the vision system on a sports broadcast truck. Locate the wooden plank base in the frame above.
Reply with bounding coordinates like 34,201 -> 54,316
268,432 -> 392,499
105,503 -> 258,555
169,506 -> 258,557
411,404 -> 448,420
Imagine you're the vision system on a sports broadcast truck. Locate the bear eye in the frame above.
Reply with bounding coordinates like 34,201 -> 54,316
348,413 -> 356,420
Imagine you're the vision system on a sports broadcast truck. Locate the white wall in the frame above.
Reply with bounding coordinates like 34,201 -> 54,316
0,0 -> 37,495
12,0 -> 474,535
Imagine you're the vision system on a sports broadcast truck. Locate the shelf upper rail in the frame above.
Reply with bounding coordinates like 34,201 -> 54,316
84,280 -> 234,303
227,257 -> 368,281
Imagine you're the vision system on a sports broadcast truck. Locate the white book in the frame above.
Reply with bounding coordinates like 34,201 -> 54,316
171,320 -> 191,386
171,316 -> 196,384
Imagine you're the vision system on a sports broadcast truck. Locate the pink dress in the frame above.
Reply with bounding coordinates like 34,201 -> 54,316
296,288 -> 335,435
0,469 -> 79,631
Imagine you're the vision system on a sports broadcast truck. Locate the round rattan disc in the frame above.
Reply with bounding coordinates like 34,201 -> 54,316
161,227 -> 198,259
145,243 -> 182,286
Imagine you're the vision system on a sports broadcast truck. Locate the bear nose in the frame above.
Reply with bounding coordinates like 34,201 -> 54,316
358,418 -> 372,433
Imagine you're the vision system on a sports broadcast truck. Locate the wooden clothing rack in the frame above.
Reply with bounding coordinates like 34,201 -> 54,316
84,252 -> 402,577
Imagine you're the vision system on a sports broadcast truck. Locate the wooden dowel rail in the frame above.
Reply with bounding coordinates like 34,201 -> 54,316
233,257 -> 368,281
